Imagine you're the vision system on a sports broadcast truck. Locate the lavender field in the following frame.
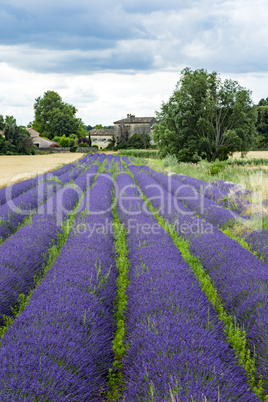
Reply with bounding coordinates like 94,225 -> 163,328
0,153 -> 267,401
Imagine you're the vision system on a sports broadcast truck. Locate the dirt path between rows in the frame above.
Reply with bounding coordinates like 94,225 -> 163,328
0,153 -> 85,188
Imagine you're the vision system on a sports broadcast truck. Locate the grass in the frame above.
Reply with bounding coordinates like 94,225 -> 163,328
144,157 -> 268,200
107,176 -> 130,401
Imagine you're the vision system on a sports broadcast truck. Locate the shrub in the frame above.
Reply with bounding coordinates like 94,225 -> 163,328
78,142 -> 89,148
209,160 -> 226,176
78,137 -> 91,147
52,136 -> 61,144
70,146 -> 77,153
162,154 -> 178,168
59,135 -> 70,147
69,133 -> 78,141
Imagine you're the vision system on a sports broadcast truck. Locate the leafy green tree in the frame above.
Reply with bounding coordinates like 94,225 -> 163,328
153,68 -> 257,162
76,121 -> 88,138
0,114 -> 4,131
127,133 -> 151,149
32,90 -> 85,139
106,134 -> 116,150
1,116 -> 35,155
256,99 -> 268,148
94,124 -> 104,129
258,97 -> 268,106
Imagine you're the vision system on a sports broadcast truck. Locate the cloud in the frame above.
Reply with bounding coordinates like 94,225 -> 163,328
0,62 -> 179,126
1,0 -> 268,128
1,0 -> 268,75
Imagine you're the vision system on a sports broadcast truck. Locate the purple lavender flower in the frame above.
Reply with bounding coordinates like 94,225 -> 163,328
0,173 -> 117,400
115,173 -> 258,401
130,167 -> 268,391
0,165 -> 99,325
132,166 -> 241,228
213,179 -> 254,198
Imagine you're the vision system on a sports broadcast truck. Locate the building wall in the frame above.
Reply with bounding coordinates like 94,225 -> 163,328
91,136 -> 112,149
32,137 -> 54,147
114,122 -> 155,143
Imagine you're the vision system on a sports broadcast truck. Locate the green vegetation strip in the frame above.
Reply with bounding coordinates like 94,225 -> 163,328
227,158 -> 268,167
0,167 -> 102,342
221,227 -> 263,260
126,166 -> 266,400
119,149 -> 159,159
108,182 -> 130,401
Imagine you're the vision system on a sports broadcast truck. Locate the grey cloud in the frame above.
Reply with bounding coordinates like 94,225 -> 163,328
0,0 -> 268,75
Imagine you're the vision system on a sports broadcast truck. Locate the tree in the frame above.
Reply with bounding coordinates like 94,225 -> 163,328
0,114 -> 4,131
255,99 -> 268,148
127,133 -> 151,149
32,90 -> 85,139
106,133 -> 116,150
153,68 -> 257,162
116,123 -> 130,148
258,97 -> 268,106
0,116 -> 35,155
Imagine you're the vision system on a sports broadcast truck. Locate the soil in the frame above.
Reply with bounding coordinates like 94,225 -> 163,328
0,153 -> 85,188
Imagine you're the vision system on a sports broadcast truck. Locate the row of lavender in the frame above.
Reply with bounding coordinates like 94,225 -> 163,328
115,172 -> 257,401
139,165 -> 268,263
128,165 -> 268,393
0,174 -> 117,401
0,154 -> 104,326
170,173 -> 268,263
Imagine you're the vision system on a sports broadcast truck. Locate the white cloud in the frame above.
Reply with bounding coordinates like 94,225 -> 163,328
0,63 -> 179,126
1,0 -> 268,128
1,62 -> 268,130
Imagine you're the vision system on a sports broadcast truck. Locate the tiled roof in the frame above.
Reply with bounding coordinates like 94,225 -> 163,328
114,117 -> 156,124
26,128 -> 41,137
90,129 -> 114,137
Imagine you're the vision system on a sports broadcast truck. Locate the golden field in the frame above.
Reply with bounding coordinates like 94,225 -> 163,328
0,154 -> 85,189
231,151 -> 268,159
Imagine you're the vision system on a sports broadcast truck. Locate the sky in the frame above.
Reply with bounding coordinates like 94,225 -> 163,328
0,0 -> 268,127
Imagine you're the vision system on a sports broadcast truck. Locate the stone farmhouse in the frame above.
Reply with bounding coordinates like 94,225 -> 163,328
89,128 -> 114,150
113,114 -> 156,144
89,114 -> 156,149
26,128 -> 58,148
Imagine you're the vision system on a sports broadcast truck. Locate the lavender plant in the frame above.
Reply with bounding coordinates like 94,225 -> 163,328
0,164 -> 99,327
115,173 -> 259,401
128,167 -> 268,396
0,173 -> 117,401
